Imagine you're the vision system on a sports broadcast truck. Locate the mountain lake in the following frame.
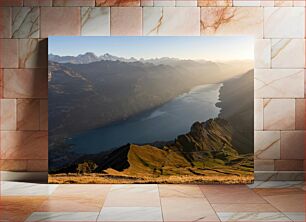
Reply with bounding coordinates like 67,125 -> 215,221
69,83 -> 223,154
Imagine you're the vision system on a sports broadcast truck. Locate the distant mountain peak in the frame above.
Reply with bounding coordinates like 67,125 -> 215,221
48,52 -> 184,65
82,52 -> 97,57
77,52 -> 98,60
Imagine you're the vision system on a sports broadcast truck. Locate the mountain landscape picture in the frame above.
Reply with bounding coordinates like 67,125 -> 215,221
48,36 -> 254,184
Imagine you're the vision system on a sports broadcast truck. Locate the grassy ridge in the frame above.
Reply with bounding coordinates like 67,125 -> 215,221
48,174 -> 254,184
50,118 -> 253,184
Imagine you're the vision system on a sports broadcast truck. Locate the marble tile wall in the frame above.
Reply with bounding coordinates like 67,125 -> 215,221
0,0 -> 304,181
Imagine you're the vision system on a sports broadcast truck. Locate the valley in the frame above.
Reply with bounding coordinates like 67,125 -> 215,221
48,53 -> 254,184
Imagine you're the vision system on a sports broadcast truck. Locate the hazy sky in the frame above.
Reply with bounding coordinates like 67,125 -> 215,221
49,36 -> 254,61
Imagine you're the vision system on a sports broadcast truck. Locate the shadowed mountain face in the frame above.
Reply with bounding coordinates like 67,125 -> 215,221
48,58 -> 251,140
216,70 -> 254,154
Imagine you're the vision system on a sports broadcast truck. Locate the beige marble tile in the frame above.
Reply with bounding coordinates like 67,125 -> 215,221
261,0 -> 274,6
275,159 -> 305,171
264,7 -> 305,38
198,0 -> 232,6
217,212 -> 291,221
254,159 -> 275,171
141,0 -> 154,6
110,7 -> 142,35
1,181 -> 58,196
233,0 -> 261,6
17,99 -> 40,130
12,7 -> 39,38
200,7 -> 263,37
19,39 -> 48,68
38,196 -> 104,212
27,159 -> 48,172
23,0 -> 52,6
254,187 -> 305,198
0,0 -> 23,6
40,99 -> 48,130
295,99 -> 304,130
283,212 -> 305,221
293,0 -> 306,6
98,207 -> 163,221
53,0 -> 95,6
199,185 -> 266,204
161,197 -> 219,221
0,7 -> 11,38
249,181 -> 304,188
41,7 -> 80,38
255,69 -> 304,98
255,171 -> 304,181
26,212 -> 99,222
159,184 -> 203,198
0,131 -> 48,159
271,39 -> 305,68
255,99 -> 263,130
280,131 -> 304,159
0,39 -> 18,68
143,7 -> 200,35
103,184 -> 160,207
176,0 -> 197,6
255,39 -> 271,68
0,99 -> 16,131
255,131 -> 280,160
263,99 -> 295,130
212,203 -> 278,212
3,69 -> 48,99
0,196 -> 47,221
304,70 -> 306,98
274,0 -> 293,6
154,0 -> 175,6
81,7 -> 110,36
0,69 -> 3,98
52,184 -> 111,199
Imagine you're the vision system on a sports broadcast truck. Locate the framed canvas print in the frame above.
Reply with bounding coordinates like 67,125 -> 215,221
48,36 -> 254,184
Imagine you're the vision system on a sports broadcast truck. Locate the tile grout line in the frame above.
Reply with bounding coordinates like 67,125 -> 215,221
95,184 -> 113,221
202,184 -> 294,221
252,189 -> 294,221
197,185 -> 222,222
157,184 -> 165,222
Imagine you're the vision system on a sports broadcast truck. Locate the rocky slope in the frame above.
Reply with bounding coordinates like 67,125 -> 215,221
51,118 -> 253,177
49,68 -> 254,172
216,70 -> 254,154
48,59 -> 223,139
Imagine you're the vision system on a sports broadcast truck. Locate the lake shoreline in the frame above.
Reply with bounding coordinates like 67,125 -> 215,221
70,83 -> 222,154
216,69 -> 254,154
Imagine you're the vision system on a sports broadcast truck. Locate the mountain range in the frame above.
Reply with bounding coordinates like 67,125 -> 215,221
49,52 -> 139,64
49,52 -> 209,65
49,52 -> 253,69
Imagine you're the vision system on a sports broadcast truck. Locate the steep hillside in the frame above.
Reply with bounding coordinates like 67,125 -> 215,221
216,70 -> 254,153
52,118 -> 253,179
48,59 -> 223,139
